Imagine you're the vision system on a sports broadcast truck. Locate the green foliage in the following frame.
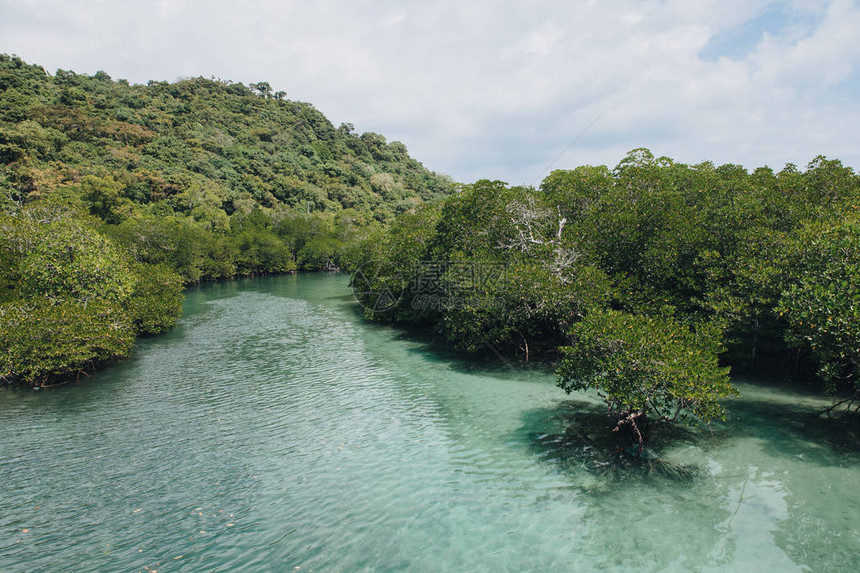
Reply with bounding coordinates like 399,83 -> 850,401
557,310 -> 735,437
0,205 -> 184,385
3,50 -> 857,416
232,229 -> 295,274
353,180 -> 614,355
430,180 -> 516,260
0,54 -> 454,222
16,216 -> 134,303
125,262 -> 185,335
540,165 -> 610,222
0,300 -> 135,385
0,53 -> 455,287
777,214 -> 860,392
107,212 -> 229,282
441,261 -> 612,357
350,203 -> 442,322
296,236 -> 342,270
351,148 -> 859,439
80,174 -> 130,223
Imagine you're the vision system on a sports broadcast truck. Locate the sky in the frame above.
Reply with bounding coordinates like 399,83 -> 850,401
2,0 -> 859,184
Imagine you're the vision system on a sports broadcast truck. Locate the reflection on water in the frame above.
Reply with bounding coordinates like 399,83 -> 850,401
0,274 -> 858,572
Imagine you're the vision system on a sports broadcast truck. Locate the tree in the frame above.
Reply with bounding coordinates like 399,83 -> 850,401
0,54 -> 459,385
250,81 -> 272,98
441,260 -> 611,359
17,215 -> 135,303
557,309 -> 735,451
0,206 -> 185,385
0,208 -> 137,384
777,214 -> 860,414
540,165 -> 610,223
0,299 -> 134,386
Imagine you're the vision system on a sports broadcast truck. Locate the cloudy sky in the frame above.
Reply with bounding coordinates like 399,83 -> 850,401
2,0 -> 859,184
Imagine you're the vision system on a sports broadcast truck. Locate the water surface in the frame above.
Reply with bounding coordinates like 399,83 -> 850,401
1,274 -> 858,571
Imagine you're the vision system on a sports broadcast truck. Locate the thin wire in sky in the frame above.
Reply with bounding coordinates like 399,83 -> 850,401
530,108 -> 608,187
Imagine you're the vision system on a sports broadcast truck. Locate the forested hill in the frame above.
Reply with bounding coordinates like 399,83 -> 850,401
0,54 -> 455,220
0,54 -> 455,386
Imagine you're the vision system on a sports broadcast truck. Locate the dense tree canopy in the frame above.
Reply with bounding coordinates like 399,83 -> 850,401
0,54 -> 456,385
776,212 -> 860,413
0,205 -> 182,385
0,54 -> 454,218
351,148 -> 860,445
0,53 -> 456,284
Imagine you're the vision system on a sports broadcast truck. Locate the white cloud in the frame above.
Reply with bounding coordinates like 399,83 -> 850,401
751,0 -> 860,86
1,0 -> 858,183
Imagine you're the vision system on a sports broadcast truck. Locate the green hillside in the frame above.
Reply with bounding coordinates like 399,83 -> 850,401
0,54 -> 456,386
0,54 -> 455,220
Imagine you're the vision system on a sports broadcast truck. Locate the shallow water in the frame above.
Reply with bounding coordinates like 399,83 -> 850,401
1,274 -> 857,572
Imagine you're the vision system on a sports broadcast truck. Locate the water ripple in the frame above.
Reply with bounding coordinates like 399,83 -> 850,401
1,275 -> 858,572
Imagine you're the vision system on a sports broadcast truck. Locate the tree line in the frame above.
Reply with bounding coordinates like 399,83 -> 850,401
351,149 -> 859,448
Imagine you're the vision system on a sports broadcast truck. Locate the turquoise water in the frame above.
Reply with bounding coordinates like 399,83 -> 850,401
1,274 -> 858,572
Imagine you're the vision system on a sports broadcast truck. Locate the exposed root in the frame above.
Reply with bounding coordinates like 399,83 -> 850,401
819,389 -> 860,419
